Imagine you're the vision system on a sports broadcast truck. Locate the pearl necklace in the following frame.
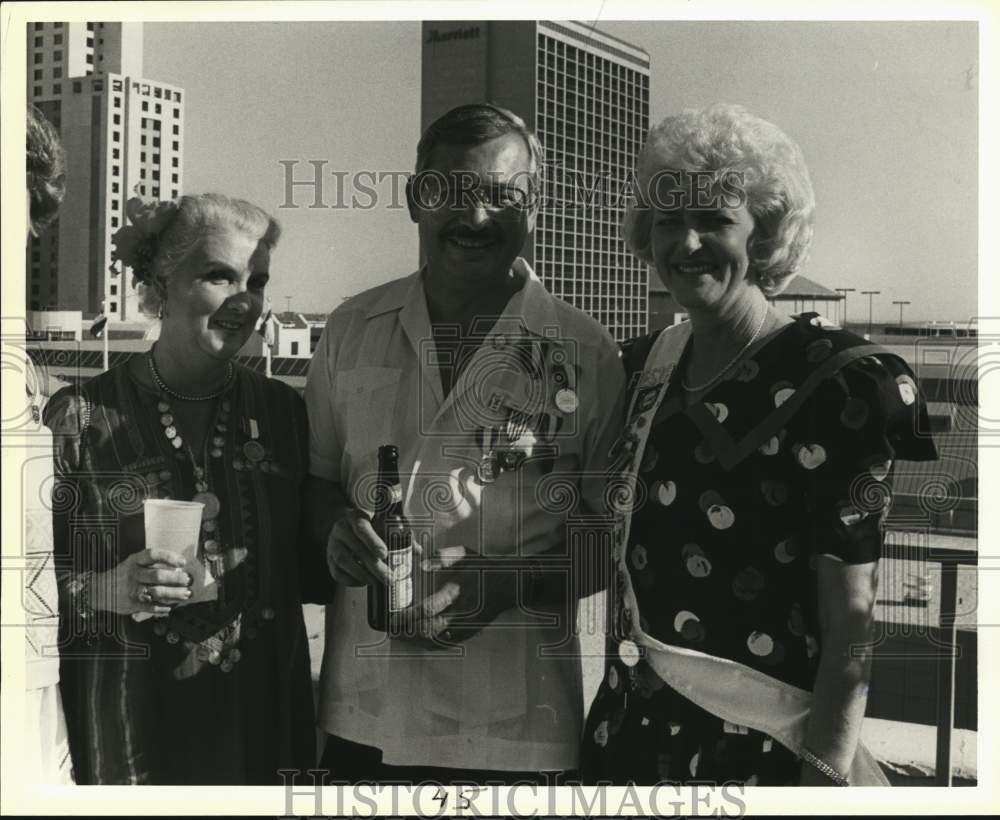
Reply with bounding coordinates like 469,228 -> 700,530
148,352 -> 234,402
681,303 -> 770,393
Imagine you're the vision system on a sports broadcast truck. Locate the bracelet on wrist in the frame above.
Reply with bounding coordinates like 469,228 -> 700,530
800,747 -> 850,786
68,570 -> 98,620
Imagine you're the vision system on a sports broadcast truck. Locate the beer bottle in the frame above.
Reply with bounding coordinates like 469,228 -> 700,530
367,444 -> 414,633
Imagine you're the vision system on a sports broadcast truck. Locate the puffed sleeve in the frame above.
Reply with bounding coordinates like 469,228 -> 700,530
789,353 -> 938,564
43,385 -> 85,474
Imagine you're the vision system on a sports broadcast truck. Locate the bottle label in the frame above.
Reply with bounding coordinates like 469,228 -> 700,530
387,483 -> 403,505
388,549 -> 413,611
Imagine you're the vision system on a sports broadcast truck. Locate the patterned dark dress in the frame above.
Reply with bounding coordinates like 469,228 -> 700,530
45,363 -> 329,785
581,314 -> 938,785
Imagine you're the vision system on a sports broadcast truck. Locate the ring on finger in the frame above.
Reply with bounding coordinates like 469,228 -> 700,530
137,584 -> 152,604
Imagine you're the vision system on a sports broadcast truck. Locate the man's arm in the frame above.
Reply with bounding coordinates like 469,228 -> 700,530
305,474 -> 391,588
401,335 -> 627,645
302,312 -> 391,590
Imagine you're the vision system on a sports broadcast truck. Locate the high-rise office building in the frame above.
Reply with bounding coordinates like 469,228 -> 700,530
27,22 -> 184,322
422,21 -> 651,340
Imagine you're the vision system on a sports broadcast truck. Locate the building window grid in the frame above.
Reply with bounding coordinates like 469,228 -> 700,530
536,35 -> 648,337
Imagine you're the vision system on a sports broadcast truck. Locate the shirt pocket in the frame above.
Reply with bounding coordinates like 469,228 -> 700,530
338,367 -> 403,472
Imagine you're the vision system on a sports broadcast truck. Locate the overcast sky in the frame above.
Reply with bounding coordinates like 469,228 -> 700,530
142,19 -> 978,324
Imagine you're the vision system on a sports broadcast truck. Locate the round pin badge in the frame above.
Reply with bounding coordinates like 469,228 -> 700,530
193,491 -> 221,519
618,639 -> 641,667
555,388 -> 578,413
243,440 -> 266,462
747,631 -> 775,657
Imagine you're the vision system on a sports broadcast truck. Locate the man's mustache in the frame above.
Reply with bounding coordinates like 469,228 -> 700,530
443,226 -> 501,242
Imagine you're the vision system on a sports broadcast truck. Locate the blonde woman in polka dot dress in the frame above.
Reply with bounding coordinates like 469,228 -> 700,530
581,105 -> 937,786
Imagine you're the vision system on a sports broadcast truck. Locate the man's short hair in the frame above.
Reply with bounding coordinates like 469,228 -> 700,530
27,105 -> 66,235
415,103 -> 544,177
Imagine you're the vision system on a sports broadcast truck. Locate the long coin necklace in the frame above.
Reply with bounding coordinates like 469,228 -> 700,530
153,393 -> 245,671
156,394 -> 231,585
147,355 -> 247,672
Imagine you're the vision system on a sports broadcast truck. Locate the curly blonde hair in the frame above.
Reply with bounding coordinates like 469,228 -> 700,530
27,106 -> 65,235
623,104 -> 815,296
118,193 -> 281,317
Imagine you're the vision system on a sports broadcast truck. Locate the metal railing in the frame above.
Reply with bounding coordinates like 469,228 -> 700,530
882,530 -> 977,785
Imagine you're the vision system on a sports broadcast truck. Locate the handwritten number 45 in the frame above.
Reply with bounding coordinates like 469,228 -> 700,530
432,787 -> 479,811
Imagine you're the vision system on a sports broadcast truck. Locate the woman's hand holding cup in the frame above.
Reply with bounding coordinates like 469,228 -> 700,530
92,548 -> 193,616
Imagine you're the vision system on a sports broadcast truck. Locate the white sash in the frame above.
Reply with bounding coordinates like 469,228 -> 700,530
614,323 -> 889,786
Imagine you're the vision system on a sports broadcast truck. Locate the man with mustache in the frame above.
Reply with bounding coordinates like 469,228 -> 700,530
305,103 -> 624,784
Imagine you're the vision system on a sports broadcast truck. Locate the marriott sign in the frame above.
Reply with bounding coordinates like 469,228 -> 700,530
426,26 -> 481,43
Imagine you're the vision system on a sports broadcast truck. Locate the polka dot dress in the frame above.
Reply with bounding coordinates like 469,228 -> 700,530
581,314 -> 937,786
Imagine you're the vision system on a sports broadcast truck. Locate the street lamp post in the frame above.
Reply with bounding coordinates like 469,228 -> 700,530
835,288 -> 856,327
861,290 -> 881,337
892,300 -> 911,329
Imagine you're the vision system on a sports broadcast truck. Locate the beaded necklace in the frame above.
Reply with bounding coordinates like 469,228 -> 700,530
149,352 -> 234,402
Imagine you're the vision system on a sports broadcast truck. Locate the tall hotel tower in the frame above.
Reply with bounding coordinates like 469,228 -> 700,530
422,21 -> 651,340
27,22 -> 184,322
